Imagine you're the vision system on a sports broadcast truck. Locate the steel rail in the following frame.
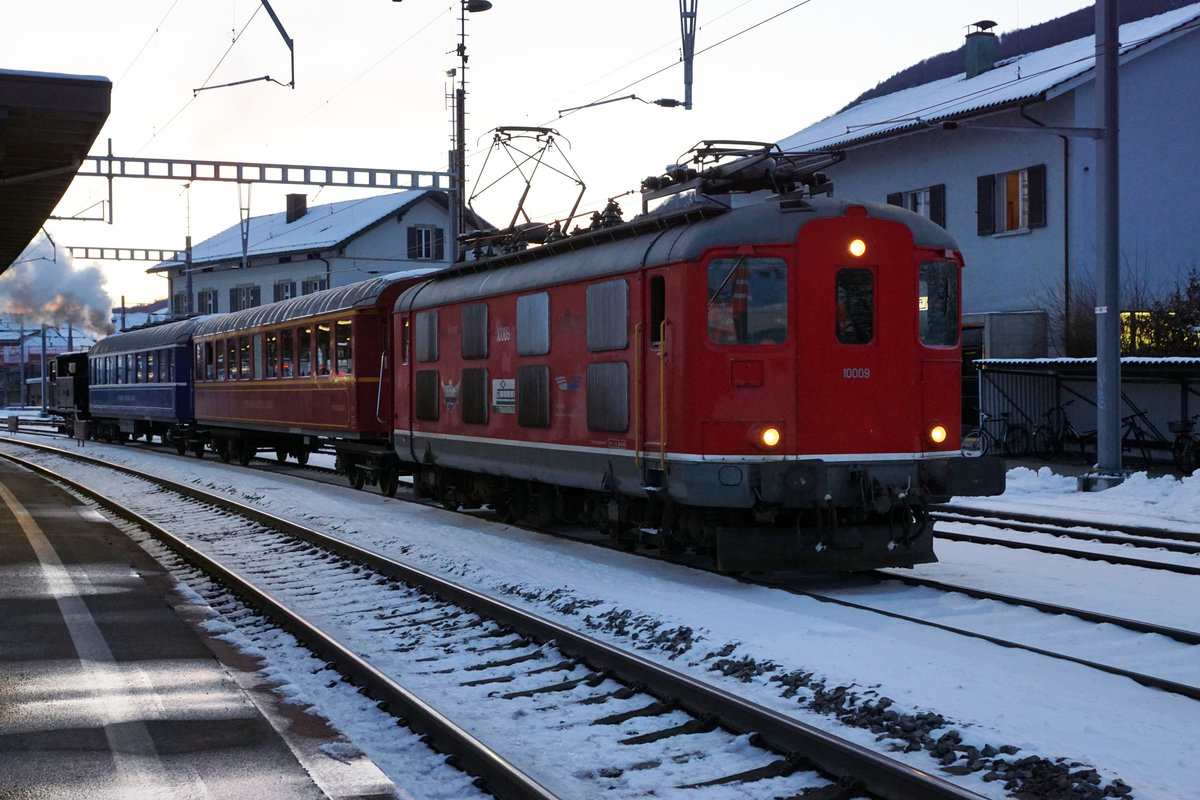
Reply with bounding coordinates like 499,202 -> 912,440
0,449 -> 556,800
935,504 -> 1200,545
0,438 -> 988,800
934,528 -> 1200,577
933,509 -> 1200,555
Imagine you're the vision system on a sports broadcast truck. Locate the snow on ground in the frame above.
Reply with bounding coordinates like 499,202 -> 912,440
4,425 -> 1198,800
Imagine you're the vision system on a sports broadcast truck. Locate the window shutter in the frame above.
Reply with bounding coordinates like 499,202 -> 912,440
251,286 -> 261,307
229,288 -> 238,312
930,184 -> 946,228
886,192 -> 903,207
274,284 -> 283,302
407,227 -> 418,259
1027,164 -> 1047,228
434,228 -> 445,261
976,175 -> 996,236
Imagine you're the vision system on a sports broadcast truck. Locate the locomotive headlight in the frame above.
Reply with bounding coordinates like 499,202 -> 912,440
757,426 -> 782,450
848,238 -> 867,257
929,424 -> 948,445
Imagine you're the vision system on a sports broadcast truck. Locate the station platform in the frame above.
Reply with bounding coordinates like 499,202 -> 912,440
0,458 -> 397,799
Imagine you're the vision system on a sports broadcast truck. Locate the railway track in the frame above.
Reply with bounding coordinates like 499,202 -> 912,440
0,438 -> 989,800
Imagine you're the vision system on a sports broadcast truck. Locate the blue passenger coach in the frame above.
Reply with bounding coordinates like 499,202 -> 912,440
88,318 -> 201,449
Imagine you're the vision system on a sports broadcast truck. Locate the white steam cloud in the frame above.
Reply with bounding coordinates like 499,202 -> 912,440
0,235 -> 116,336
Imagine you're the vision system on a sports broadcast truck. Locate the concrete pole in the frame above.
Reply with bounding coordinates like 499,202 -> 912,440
1094,0 -> 1122,474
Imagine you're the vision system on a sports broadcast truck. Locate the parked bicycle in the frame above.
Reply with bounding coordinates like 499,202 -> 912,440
962,410 -> 1030,458
1033,400 -> 1086,461
1120,411 -> 1154,467
1169,413 -> 1199,475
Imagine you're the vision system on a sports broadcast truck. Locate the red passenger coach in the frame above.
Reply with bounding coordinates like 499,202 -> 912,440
191,273 -> 428,488
390,148 -> 1005,572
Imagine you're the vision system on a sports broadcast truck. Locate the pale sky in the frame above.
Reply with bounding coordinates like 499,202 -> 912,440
4,0 -> 1095,304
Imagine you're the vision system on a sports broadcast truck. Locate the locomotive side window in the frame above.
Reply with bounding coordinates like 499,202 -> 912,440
650,276 -> 665,347
316,323 -> 331,376
587,280 -> 628,352
461,303 -> 488,360
586,361 -> 629,432
460,368 -> 490,424
919,260 -> 960,347
835,269 -> 875,345
707,257 -> 788,345
517,364 -> 551,428
415,310 -> 439,362
415,369 -> 440,421
335,320 -> 352,375
517,293 -> 550,356
298,326 -> 313,377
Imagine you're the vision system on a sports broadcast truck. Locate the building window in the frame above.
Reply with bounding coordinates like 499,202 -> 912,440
198,289 -> 218,314
886,184 -> 945,227
407,225 -> 445,261
172,292 -> 187,316
302,276 -> 328,295
977,164 -> 1046,235
274,280 -> 297,302
230,284 -> 260,311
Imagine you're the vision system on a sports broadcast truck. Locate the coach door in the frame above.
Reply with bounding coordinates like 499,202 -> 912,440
794,209 -> 917,455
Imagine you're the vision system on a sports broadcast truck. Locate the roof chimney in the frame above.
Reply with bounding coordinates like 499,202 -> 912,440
286,193 -> 307,223
965,20 -> 998,79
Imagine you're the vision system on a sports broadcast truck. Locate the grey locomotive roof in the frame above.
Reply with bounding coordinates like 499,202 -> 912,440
91,317 -> 204,355
399,198 -> 958,311
193,269 -> 439,338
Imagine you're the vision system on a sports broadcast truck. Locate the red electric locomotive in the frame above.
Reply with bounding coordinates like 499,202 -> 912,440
390,144 -> 1005,572
189,271 -> 431,487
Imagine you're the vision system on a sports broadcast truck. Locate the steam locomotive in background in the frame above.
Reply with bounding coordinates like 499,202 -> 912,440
51,142 -> 1005,572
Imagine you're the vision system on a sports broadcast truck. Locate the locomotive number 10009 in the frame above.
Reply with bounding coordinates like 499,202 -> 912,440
842,367 -> 871,379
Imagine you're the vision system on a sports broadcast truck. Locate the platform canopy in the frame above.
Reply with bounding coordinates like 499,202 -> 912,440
0,68 -> 111,273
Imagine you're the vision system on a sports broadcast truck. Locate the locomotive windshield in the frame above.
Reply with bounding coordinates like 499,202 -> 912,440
836,268 -> 875,344
918,260 -> 959,347
707,257 -> 788,345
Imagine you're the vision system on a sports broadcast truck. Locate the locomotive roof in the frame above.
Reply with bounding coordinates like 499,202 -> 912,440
91,317 -> 204,355
399,197 -> 957,310
193,269 -> 440,338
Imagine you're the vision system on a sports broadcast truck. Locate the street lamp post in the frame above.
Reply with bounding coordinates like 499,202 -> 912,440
449,0 -> 492,262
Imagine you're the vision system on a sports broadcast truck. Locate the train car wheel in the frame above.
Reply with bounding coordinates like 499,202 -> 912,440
380,470 -> 399,497
347,468 -> 365,490
217,442 -> 232,464
275,447 -> 288,464
191,443 -> 205,459
175,440 -> 187,456
296,450 -> 310,466
237,443 -> 253,467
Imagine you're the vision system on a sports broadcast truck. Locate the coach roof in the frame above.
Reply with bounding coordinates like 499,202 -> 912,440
91,317 -> 203,355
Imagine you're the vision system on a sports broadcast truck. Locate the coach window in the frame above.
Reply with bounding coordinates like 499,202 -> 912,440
415,310 -> 439,362
316,322 -> 331,376
124,354 -> 132,384
135,353 -> 144,383
919,261 -> 959,347
335,320 -> 352,375
461,303 -> 488,360
150,351 -> 160,382
253,333 -> 264,379
167,351 -> 175,382
298,325 -> 313,377
216,340 -> 227,380
237,336 -> 250,378
587,280 -> 628,352
227,340 -> 238,379
265,331 -> 278,377
281,329 -> 295,377
205,341 -> 215,381
836,268 -> 875,345
517,293 -> 550,356
707,257 -> 788,345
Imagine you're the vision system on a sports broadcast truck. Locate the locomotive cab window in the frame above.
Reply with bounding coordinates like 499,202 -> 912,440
919,260 -> 960,347
835,268 -> 875,345
707,257 -> 788,345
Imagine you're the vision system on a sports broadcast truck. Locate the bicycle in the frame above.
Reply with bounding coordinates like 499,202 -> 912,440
961,410 -> 1030,458
1033,400 -> 1085,461
1168,414 -> 1200,475
1120,412 -> 1154,467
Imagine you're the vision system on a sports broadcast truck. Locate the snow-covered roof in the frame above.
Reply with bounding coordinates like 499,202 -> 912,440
152,189 -> 442,270
778,4 -> 1200,151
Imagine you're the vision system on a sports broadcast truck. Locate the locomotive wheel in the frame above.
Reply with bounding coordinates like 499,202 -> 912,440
191,442 -> 205,459
348,468 -> 365,490
175,439 -> 187,456
296,450 -> 309,466
275,447 -> 288,464
217,442 -> 232,464
379,466 -> 399,497
236,442 -> 253,467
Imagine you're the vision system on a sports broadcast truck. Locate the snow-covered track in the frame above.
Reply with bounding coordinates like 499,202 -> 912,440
0,439 -> 989,800
933,506 -> 1200,548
